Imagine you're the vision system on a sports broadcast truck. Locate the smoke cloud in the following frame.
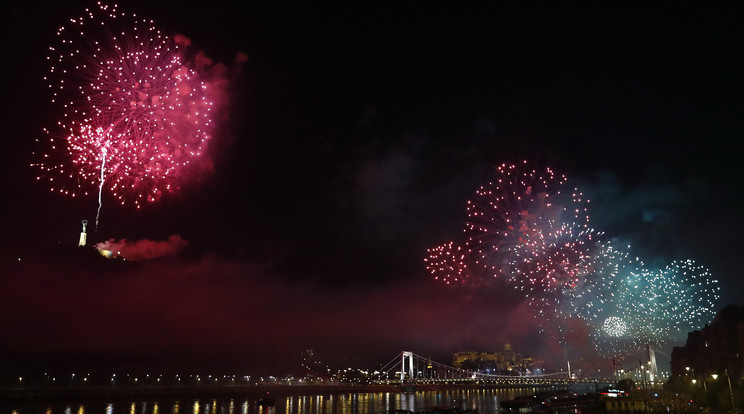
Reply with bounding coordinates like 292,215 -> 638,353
0,249 -> 575,375
95,234 -> 188,261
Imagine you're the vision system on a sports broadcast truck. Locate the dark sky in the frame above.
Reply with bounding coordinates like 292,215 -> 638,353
1,2 -> 742,376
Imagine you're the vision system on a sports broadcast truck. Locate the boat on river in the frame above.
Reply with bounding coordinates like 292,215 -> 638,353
256,394 -> 276,406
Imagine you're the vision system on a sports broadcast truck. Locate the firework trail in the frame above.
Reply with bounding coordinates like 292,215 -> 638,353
33,2 -> 215,227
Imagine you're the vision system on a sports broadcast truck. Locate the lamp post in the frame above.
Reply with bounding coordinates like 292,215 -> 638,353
711,371 -> 736,410
725,368 -> 736,410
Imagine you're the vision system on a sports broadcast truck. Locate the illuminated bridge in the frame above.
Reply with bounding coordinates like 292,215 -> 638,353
372,351 -> 611,387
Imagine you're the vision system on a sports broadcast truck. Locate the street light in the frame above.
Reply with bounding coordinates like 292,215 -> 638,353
711,371 -> 736,409
725,368 -> 736,410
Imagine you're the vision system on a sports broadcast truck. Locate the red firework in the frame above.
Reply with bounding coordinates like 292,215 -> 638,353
425,161 -> 595,291
424,241 -> 470,285
33,2 -> 213,209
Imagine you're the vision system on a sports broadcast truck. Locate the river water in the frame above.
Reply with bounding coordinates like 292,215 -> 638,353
3,386 -> 584,414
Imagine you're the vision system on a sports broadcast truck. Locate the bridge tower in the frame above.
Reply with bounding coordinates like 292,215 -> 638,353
401,351 -> 414,381
646,344 -> 658,382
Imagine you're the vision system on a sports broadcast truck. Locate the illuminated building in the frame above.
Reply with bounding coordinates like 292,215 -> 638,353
670,304 -> 744,381
78,220 -> 88,247
452,344 -> 538,374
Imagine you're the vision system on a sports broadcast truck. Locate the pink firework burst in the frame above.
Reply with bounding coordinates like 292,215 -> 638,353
425,161 -> 595,291
33,2 -> 214,212
507,201 -> 599,295
463,161 -> 591,280
424,241 -> 470,285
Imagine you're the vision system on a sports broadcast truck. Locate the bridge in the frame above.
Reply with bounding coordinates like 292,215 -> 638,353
371,348 -> 664,387
373,351 -> 578,386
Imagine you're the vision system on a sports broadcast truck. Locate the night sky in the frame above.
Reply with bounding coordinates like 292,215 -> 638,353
1,2 -> 742,376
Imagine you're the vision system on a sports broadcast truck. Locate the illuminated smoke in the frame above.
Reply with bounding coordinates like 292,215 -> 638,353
95,234 -> 188,261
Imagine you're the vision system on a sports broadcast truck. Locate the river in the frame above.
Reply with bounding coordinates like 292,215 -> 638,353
1,384 -> 604,414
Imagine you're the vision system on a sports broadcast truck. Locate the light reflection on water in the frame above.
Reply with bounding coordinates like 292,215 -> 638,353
4,387 -> 556,414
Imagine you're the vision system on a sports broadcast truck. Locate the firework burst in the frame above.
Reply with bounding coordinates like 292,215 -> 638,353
424,161 -> 600,344
424,241 -> 470,285
509,226 -> 602,297
578,252 -> 720,358
663,259 -> 720,330
425,161 -> 722,359
33,2 -> 214,220
463,161 -> 591,281
567,243 -> 644,322
613,260 -> 719,344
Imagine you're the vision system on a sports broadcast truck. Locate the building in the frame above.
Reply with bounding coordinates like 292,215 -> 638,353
453,344 -> 538,375
670,304 -> 744,380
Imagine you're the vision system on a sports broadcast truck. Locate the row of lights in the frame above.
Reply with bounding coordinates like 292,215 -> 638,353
685,366 -> 736,409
